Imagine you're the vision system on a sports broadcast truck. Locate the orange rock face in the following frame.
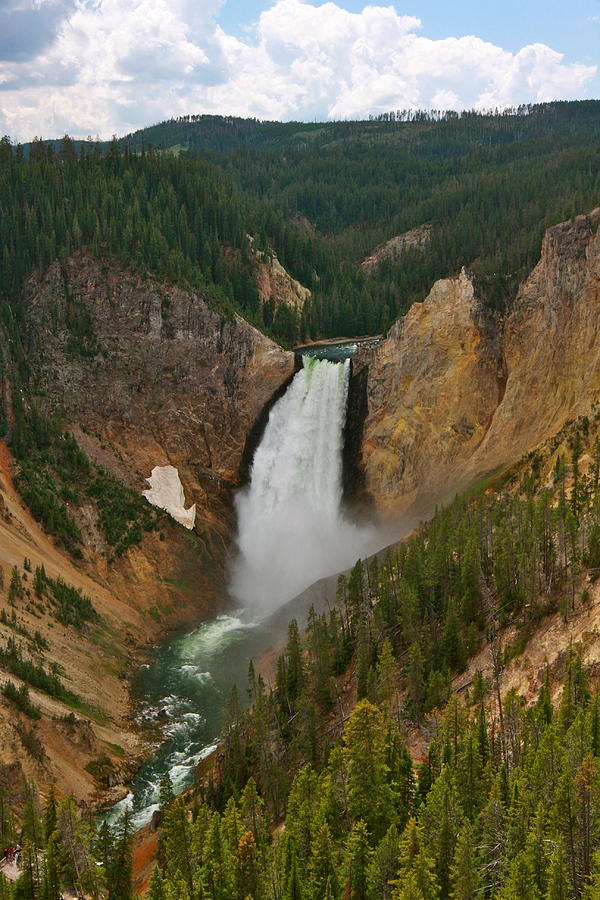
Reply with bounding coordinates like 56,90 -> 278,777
360,209 -> 600,519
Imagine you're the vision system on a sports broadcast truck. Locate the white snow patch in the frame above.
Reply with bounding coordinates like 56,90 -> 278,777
142,465 -> 196,530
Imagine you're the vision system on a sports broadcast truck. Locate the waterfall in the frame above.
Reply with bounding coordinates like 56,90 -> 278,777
231,355 -> 378,618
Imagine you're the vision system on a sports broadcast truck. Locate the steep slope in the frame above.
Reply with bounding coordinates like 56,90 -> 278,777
251,246 -> 311,313
465,209 -> 600,478
21,254 -> 295,548
0,255 -> 295,803
0,446 -> 145,805
359,208 -> 600,518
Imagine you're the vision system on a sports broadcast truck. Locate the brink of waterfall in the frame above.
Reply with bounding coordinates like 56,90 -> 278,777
231,355 -> 380,618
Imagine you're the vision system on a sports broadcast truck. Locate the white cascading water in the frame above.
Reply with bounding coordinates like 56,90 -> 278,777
231,355 -> 380,618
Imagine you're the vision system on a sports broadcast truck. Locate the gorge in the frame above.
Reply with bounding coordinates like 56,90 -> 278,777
2,104 -> 600,898
2,206 -> 600,814
107,348 -> 391,827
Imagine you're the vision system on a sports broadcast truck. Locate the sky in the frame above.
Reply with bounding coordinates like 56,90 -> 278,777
0,0 -> 599,142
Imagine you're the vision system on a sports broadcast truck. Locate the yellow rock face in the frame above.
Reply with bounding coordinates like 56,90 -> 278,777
361,209 -> 600,520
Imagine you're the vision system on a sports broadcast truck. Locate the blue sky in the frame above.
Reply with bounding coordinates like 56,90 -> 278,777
219,0 -> 600,61
217,0 -> 600,74
0,0 -> 598,141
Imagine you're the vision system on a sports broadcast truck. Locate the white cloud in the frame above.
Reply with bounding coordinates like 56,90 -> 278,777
0,0 -> 597,141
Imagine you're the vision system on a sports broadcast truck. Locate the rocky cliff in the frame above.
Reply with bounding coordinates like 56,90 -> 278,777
23,254 -> 295,548
359,209 -> 600,518
360,224 -> 431,275
250,245 -> 311,313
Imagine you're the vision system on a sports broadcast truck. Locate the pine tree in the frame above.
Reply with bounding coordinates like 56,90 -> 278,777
309,821 -> 339,900
394,819 -> 439,900
367,824 -> 399,900
450,822 -> 480,900
392,872 -> 426,900
420,768 -> 462,896
376,639 -> 397,715
344,701 -> 395,841
159,773 -> 175,814
43,787 -> 57,842
40,834 -> 62,900
234,830 -> 264,900
343,822 -> 372,900
285,619 -> 305,705
545,840 -> 570,900
146,866 -> 168,900
283,843 -> 304,900
500,849 -> 541,899
107,808 -> 133,900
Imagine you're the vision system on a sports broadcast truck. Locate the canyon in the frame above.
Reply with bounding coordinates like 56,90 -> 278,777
0,255 -> 294,802
1,208 -> 600,807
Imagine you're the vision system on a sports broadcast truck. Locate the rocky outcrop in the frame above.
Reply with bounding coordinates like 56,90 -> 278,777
250,245 -> 311,313
361,224 -> 431,275
23,255 -> 295,549
465,209 -> 600,479
360,209 -> 600,518
359,269 -> 504,516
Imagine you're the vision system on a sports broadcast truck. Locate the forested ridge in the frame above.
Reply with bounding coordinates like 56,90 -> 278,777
117,100 -> 600,326
139,413 -> 600,899
2,99 -> 600,348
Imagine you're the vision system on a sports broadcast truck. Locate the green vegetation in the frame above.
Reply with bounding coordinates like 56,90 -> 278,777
1,102 -> 599,354
86,468 -> 159,556
0,637 -> 77,705
137,415 -> 600,899
2,103 -> 600,899
85,755 -> 115,788
140,673 -> 600,900
1,680 -> 41,719
210,426 -> 600,811
0,134 -> 291,345
14,722 -> 46,763
120,102 -> 600,329
0,787 -> 134,898
34,566 -> 98,629
3,394 -> 600,900
10,404 -> 160,558
1,103 -> 599,548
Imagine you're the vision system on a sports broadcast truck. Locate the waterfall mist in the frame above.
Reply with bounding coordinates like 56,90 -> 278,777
230,356 -> 384,619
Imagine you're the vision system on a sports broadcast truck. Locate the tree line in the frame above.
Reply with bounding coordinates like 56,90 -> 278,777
2,101 -> 600,356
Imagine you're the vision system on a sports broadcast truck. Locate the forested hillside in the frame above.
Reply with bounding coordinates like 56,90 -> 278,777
139,415 -> 600,900
4,100 -> 600,346
119,101 -> 600,330
2,102 -> 600,899
0,139 -> 307,352
5,411 -> 597,898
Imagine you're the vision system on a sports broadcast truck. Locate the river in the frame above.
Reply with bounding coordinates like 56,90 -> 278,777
105,343 -> 384,828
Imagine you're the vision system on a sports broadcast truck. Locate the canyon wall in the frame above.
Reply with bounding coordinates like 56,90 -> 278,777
23,254 -> 295,553
359,208 -> 600,518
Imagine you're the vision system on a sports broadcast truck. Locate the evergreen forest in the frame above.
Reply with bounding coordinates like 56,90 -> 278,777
4,415 -> 600,897
1,100 -> 600,347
